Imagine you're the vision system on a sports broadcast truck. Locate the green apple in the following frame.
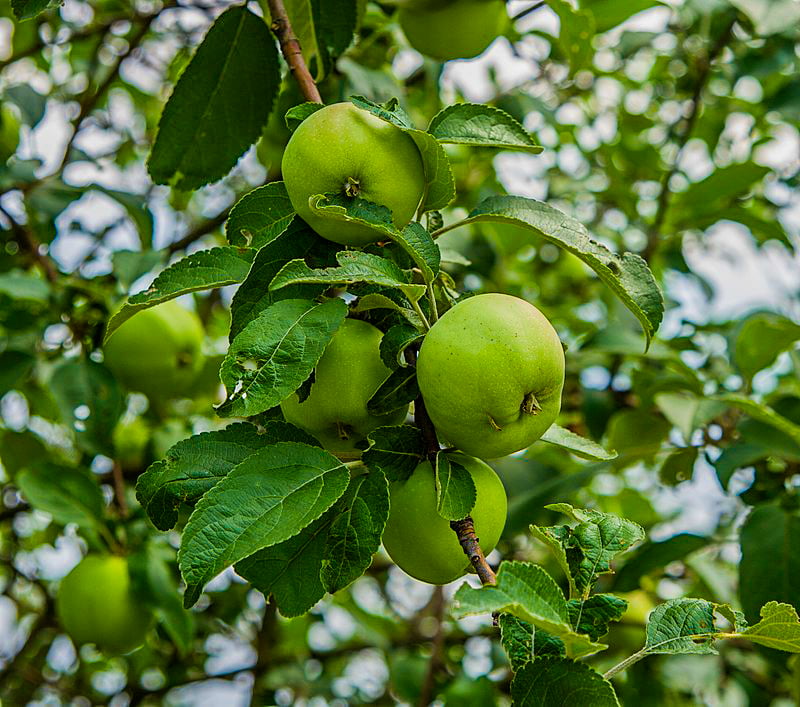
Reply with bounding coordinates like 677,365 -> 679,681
281,318 -> 409,458
382,454 -> 506,584
56,555 -> 151,654
398,0 -> 508,62
104,300 -> 205,402
281,102 -> 425,246
112,417 -> 151,471
417,293 -> 564,459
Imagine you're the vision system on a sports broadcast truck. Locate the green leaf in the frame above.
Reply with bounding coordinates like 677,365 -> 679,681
499,614 -> 565,669
283,0 -> 358,80
322,468 -> 389,593
451,561 -> 606,659
112,250 -> 164,291
397,221 -> 441,282
540,424 -> 617,461
0,271 -> 50,302
728,0 -> 800,35
226,182 -> 296,249
49,360 -> 124,457
17,464 -> 104,530
10,0 -> 61,21
715,393 -> 800,448
655,392 -> 727,442
549,0 -> 596,74
105,247 -> 255,341
451,195 -> 663,347
136,421 -> 318,531
179,442 -> 349,607
645,598 -> 718,655
512,657 -> 620,706
148,7 -> 280,190
734,312 -> 800,381
428,104 -> 542,153
434,454 -> 476,521
236,514 -> 329,617
229,221 -> 331,341
379,324 -> 423,370
613,534 -> 707,592
742,602 -> 800,653
285,102 -> 324,131
4,84 -> 47,128
739,504 -> 800,623
270,250 -> 425,303
366,367 -> 418,416
578,0 -> 664,33
217,298 -> 347,418
362,425 -> 425,482
350,96 -> 456,213
0,350 -> 35,396
659,447 -> 698,486
568,594 -> 627,642
531,504 -> 645,600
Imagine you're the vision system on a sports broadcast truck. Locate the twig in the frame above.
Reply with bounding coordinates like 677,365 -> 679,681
406,347 -> 440,457
644,17 -> 737,261
265,0 -> 323,103
603,646 -> 649,680
512,1 -> 546,22
449,517 -> 497,585
0,203 -> 59,283
111,462 -> 129,518
417,586 -> 446,707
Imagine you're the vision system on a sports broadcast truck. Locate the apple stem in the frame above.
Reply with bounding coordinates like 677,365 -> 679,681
449,517 -> 497,585
264,0 -> 323,104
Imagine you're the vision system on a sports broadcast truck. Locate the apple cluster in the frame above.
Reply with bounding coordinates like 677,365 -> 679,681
280,103 -> 566,585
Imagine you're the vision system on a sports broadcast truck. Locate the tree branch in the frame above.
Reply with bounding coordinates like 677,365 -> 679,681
449,517 -> 497,585
644,17 -> 737,261
265,0 -> 323,103
417,586 -> 446,707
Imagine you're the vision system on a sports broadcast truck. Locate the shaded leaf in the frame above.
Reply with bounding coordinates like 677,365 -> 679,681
366,367 -> 418,416
17,464 -> 104,530
568,594 -> 627,642
613,534 -> 708,592
226,182 -> 296,249
511,657 -> 620,707
379,323 -> 423,369
362,425 -> 425,482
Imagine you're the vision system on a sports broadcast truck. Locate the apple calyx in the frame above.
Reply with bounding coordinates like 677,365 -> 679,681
344,176 -> 361,198
521,392 -> 542,415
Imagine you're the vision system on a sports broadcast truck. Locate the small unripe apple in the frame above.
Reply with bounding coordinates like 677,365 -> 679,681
104,300 -> 205,402
281,102 -> 425,246
382,454 -> 506,584
56,555 -> 151,654
112,417 -> 151,471
417,293 -> 564,459
281,318 -> 408,457
398,0 -> 508,62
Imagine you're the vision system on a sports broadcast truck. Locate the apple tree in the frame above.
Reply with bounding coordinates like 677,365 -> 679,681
2,0 -> 800,704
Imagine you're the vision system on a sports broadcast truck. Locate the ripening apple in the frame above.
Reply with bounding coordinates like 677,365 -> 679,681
398,0 -> 508,62
281,318 -> 408,458
56,555 -> 151,654
416,293 -> 565,459
281,102 -> 425,246
104,300 -> 205,402
382,454 -> 507,584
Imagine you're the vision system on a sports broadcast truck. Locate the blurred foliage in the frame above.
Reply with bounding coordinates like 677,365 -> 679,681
1,0 -> 799,704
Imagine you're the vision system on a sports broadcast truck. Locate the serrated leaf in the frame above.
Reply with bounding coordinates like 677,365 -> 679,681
229,221 -> 331,341
362,425 -> 424,482
541,424 -> 617,461
645,598 -> 718,655
434,454 -> 476,521
499,614 -> 565,670
136,421 -> 319,531
11,0 -> 61,21
49,359 -> 124,456
568,594 -> 627,642
350,96 -> 455,213
226,182 -> 296,249
531,504 -> 645,599
105,247 -> 255,340
16,464 -> 105,530
366,366 -> 418,416
379,324 -> 423,369
322,468 -> 389,593
236,514 -> 329,617
217,298 -> 347,418
179,442 -> 349,607
451,561 -> 606,659
450,195 -> 663,348
511,657 -> 620,707
742,602 -> 800,653
148,7 -> 280,190
715,393 -> 800,448
428,103 -> 542,153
